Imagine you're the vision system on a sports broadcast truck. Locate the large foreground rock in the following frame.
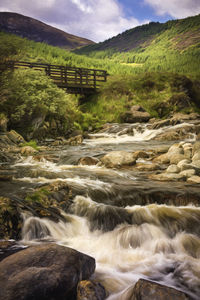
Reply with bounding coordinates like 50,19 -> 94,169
0,244 -> 95,300
128,279 -> 189,300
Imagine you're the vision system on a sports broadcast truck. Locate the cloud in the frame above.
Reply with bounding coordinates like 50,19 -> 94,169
0,0 -> 142,42
144,0 -> 200,19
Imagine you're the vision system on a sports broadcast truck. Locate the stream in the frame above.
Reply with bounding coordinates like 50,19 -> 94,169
1,122 -> 200,299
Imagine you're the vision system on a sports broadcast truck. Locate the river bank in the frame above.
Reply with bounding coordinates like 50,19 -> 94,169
0,113 -> 200,299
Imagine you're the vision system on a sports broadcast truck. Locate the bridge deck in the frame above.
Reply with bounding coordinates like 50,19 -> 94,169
0,61 -> 108,94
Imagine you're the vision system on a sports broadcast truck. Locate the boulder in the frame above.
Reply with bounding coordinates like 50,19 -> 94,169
136,163 -> 160,171
128,278 -> 189,300
121,106 -> 150,123
192,151 -> 200,162
0,240 -> 27,262
150,173 -> 186,181
180,169 -> 196,178
166,164 -> 180,173
170,154 -> 186,165
187,176 -> 200,184
153,126 -> 194,141
78,156 -> 99,166
77,280 -> 106,300
177,159 -> 191,171
192,141 -> 200,155
192,160 -> 200,168
101,151 -> 136,168
7,130 -> 25,144
132,151 -> 149,159
0,244 -> 95,300
67,135 -> 83,146
0,182 -> 73,240
153,153 -> 169,164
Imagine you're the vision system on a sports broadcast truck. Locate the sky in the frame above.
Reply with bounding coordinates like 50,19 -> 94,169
0,0 -> 200,42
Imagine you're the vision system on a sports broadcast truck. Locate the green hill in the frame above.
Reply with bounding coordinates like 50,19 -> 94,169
75,14 -> 200,78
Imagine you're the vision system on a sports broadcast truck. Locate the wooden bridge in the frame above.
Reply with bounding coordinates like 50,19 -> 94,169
0,61 -> 108,94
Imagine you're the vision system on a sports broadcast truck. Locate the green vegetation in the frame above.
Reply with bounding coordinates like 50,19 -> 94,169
0,13 -> 200,135
20,140 -> 39,150
75,14 -> 200,79
80,73 -> 200,124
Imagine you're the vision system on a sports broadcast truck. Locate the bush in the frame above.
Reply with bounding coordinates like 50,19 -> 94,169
0,69 -> 80,137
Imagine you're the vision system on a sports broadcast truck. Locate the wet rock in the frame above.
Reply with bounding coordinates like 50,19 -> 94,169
153,125 -> 194,141
170,154 -> 186,165
78,156 -> 99,166
150,119 -> 171,129
128,278 -> 189,300
180,169 -> 196,178
77,280 -> 106,300
7,130 -> 25,144
0,197 -> 22,240
177,159 -> 191,171
192,151 -> 200,162
183,145 -> 192,160
166,164 -> 180,173
192,141 -> 200,155
0,240 -> 27,262
187,176 -> 200,184
153,153 -> 169,164
136,163 -> 160,171
0,244 -> 95,300
171,112 -> 200,123
192,160 -> 200,168
101,151 -> 136,168
133,150 -> 149,159
150,173 -> 186,181
121,106 -> 150,123
20,146 -> 37,156
0,182 -> 73,239
67,135 -> 83,146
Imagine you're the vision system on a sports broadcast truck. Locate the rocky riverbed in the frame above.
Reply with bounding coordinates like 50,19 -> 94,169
1,113 -> 200,300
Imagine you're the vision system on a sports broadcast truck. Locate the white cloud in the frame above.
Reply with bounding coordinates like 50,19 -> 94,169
0,0 -> 143,42
144,0 -> 200,18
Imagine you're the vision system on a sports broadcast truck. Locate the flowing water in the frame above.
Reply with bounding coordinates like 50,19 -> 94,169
2,122 -> 200,299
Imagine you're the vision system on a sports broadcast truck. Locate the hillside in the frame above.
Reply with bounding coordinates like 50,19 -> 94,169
74,14 -> 200,78
76,14 -> 200,53
0,12 -> 94,50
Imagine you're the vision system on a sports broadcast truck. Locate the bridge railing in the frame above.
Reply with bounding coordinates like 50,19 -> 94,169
0,60 -> 108,92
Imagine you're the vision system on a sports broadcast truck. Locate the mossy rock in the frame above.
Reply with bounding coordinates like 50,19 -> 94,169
0,182 -> 73,239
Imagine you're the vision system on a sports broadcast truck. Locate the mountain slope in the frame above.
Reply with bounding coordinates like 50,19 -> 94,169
75,14 -> 200,53
0,12 -> 94,50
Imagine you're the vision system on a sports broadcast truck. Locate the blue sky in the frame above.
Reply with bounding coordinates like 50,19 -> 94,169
0,0 -> 200,42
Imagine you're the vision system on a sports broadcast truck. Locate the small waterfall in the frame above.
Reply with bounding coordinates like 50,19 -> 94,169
21,196 -> 200,300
